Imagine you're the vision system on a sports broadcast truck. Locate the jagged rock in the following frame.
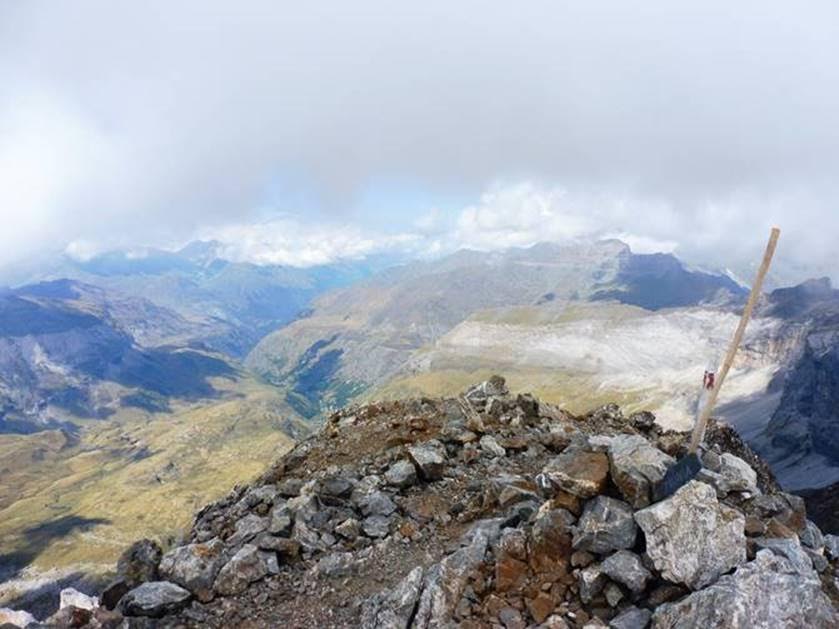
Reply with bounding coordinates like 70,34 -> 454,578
385,459 -> 418,488
573,496 -> 637,554
629,411 -> 656,431
413,521 -> 492,627
59,587 -> 99,610
277,478 -> 304,497
604,582 -> 624,607
267,501 -> 294,536
363,515 -> 392,538
464,375 -> 509,404
361,566 -> 424,629
804,547 -> 829,573
407,441 -> 447,481
228,513 -> 268,546
579,564 -> 606,603
635,481 -> 745,590
499,606 -> 526,628
542,450 -> 610,498
213,544 -> 274,596
335,517 -> 361,540
315,552 -> 356,577
823,534 -> 839,559
753,537 -> 814,575
480,434 -> 506,457
0,607 -> 37,628
529,506 -> 574,574
255,533 -> 301,559
742,492 -> 806,535
600,550 -> 652,593
357,490 -> 397,517
717,453 -> 758,494
600,434 -> 674,508
701,449 -> 722,472
651,550 -> 839,628
319,476 -> 355,499
117,538 -> 162,586
801,519 -> 825,550
119,581 -> 191,618
158,538 -> 226,601
610,606 -> 651,629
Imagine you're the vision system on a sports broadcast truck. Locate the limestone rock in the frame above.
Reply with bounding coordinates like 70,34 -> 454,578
59,587 -> 99,611
407,441 -> 447,481
542,450 -> 610,498
385,459 -> 418,488
610,606 -> 651,629
158,538 -> 226,601
413,521 -> 491,627
651,550 -> 839,628
635,481 -> 745,590
361,566 -> 424,629
717,453 -> 758,494
119,581 -> 191,618
602,434 -> 674,508
0,607 -> 37,628
600,550 -> 652,593
213,544 -> 273,596
573,496 -> 637,554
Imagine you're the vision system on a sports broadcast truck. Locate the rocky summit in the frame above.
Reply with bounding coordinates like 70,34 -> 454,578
6,377 -> 839,628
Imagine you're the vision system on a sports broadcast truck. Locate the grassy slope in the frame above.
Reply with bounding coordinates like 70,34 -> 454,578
0,376 -> 298,577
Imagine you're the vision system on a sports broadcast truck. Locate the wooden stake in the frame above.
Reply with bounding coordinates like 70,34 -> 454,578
688,227 -> 781,453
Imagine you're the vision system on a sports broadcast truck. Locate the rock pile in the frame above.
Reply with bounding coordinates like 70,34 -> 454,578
6,377 -> 839,628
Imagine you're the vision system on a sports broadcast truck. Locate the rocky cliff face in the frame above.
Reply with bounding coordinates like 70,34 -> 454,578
12,378 -> 838,628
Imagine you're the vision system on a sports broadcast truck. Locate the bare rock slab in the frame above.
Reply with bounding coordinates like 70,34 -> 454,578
119,581 -> 191,618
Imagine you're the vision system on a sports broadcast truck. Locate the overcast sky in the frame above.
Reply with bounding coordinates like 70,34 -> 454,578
1,1 -> 838,283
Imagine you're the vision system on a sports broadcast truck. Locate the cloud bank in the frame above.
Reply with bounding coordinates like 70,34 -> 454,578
1,1 -> 838,282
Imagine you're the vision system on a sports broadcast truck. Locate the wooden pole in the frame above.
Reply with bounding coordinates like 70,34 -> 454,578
688,227 -> 781,453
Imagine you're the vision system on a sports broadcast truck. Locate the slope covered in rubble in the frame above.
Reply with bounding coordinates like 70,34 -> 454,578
7,377 -> 839,628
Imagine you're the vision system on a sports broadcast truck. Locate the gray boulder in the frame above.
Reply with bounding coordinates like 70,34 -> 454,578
651,550 -> 839,628
801,519 -> 825,550
227,513 -> 268,546
635,481 -> 745,590
480,434 -> 507,457
407,441 -> 446,481
357,490 -> 397,517
600,550 -> 652,593
385,460 -> 418,488
363,515 -> 392,538
824,533 -> 839,559
717,453 -> 758,494
573,496 -> 637,554
119,581 -> 191,618
600,434 -> 674,508
361,566 -> 424,628
213,544 -> 275,596
158,538 -> 226,600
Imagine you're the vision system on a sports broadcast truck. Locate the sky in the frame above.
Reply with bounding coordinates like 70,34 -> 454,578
1,1 -> 838,283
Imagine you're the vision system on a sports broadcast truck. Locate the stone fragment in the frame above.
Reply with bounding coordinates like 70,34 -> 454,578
526,593 -> 556,624
315,552 -> 356,577
499,607 -> 526,629
542,450 -> 610,498
413,521 -> 492,628
100,579 -> 130,610
651,550 -> 839,628
158,538 -> 226,600
363,515 -> 392,538
117,538 -> 162,586
385,460 -> 418,488
464,376 -> 509,405
360,566 -> 424,629
119,581 -> 191,618
59,587 -> 98,611
213,544 -> 272,596
357,490 -> 397,517
407,441 -> 446,481
602,434 -> 674,508
227,513 -> 268,546
267,502 -> 293,536
529,507 -> 574,574
753,537 -> 814,575
579,564 -> 606,603
800,519 -> 825,550
604,582 -> 624,607
480,434 -> 507,457
717,453 -> 758,494
629,411 -> 656,431
600,550 -> 652,593
335,517 -> 361,540
824,534 -> 839,559
609,606 -> 651,629
634,481 -> 745,590
319,476 -> 355,499
0,607 -> 37,628
804,547 -> 829,573
572,496 -> 637,554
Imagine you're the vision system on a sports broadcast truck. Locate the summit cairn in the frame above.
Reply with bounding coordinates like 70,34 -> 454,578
9,376 -> 838,628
